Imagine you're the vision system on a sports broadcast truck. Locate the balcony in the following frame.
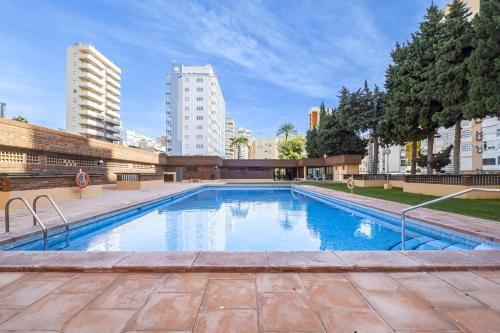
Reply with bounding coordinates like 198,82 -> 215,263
106,77 -> 121,90
79,70 -> 105,86
106,125 -> 121,133
106,109 -> 120,119
80,109 -> 104,120
81,127 -> 105,137
79,97 -> 104,112
105,84 -> 120,96
106,100 -> 120,112
105,133 -> 120,141
79,81 -> 105,95
104,116 -> 120,126
106,69 -> 120,82
79,117 -> 105,129
106,93 -> 120,105
79,53 -> 104,70
79,61 -> 104,78
79,89 -> 105,103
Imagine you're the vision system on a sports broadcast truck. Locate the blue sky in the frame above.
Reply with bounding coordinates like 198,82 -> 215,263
0,0 -> 447,138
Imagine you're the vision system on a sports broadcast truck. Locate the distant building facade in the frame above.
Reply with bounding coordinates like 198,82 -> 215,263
0,102 -> 6,118
236,128 -> 251,159
225,118 -> 236,159
166,64 -> 225,157
250,137 -> 284,159
308,106 -> 333,130
66,44 -> 121,143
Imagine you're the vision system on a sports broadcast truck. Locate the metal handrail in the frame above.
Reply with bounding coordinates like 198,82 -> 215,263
4,197 -> 47,240
400,188 -> 500,250
33,195 -> 69,232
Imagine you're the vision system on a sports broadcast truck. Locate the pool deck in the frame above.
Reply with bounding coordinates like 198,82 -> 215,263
0,183 -> 499,273
0,270 -> 499,332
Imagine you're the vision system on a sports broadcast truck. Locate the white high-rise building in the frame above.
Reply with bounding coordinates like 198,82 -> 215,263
66,44 -> 121,142
0,102 -> 6,118
166,64 -> 225,156
225,118 -> 236,159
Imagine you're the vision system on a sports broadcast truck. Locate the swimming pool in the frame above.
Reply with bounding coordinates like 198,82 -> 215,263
7,186 -> 500,251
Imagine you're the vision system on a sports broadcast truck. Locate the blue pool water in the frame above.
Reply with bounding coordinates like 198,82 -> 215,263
9,186 -> 500,251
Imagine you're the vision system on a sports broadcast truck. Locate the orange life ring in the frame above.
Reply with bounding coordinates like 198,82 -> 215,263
75,171 -> 91,188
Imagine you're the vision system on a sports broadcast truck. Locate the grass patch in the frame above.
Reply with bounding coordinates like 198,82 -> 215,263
301,182 -> 500,222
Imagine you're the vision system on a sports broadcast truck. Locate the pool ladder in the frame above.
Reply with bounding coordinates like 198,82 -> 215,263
400,188 -> 500,251
4,195 -> 69,249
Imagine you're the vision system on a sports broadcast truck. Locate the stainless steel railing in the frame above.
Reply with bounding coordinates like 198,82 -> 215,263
33,195 -> 69,232
400,188 -> 500,250
4,197 -> 48,239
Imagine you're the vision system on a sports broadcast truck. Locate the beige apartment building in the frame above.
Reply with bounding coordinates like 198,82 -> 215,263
66,44 -> 121,143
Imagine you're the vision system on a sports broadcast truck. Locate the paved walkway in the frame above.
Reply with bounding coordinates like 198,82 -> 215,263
0,271 -> 499,332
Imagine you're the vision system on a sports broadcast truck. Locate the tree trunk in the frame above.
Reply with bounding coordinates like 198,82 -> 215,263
453,120 -> 461,175
427,133 -> 434,175
411,140 -> 417,175
371,136 -> 379,174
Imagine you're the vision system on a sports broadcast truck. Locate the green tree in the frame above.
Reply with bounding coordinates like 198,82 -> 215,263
414,4 -> 445,174
384,41 -> 427,174
433,0 -> 474,174
305,128 -> 321,158
230,136 -> 249,159
417,145 -> 453,173
276,122 -> 297,141
317,110 -> 367,157
465,0 -> 500,119
12,115 -> 28,123
278,136 -> 305,160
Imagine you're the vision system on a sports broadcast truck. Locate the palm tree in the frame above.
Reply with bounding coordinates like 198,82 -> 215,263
276,123 -> 296,141
230,136 -> 249,159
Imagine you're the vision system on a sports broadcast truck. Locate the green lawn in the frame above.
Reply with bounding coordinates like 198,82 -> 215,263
301,182 -> 500,222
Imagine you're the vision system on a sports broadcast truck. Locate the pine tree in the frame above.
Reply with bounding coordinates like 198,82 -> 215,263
414,4 -> 444,175
465,0 -> 500,119
433,0 -> 474,174
305,128 -> 321,158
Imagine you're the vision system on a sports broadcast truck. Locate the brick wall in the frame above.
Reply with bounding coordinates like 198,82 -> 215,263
1,175 -> 104,191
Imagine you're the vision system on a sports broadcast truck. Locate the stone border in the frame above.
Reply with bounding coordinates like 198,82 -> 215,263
0,250 -> 498,273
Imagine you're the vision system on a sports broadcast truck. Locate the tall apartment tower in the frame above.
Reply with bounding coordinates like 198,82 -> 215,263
166,64 -> 225,156
66,44 -> 121,143
225,118 -> 236,159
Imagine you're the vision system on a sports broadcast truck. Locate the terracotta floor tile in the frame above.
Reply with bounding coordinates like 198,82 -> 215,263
115,251 -> 199,269
336,251 -> 419,268
46,251 -> 131,269
256,273 -> 303,293
467,290 -> 500,312
0,308 -> 19,325
404,250 -> 494,267
55,273 -> 118,293
320,309 -> 392,333
0,273 -> 25,290
193,309 -> 258,333
91,278 -> 160,309
347,272 -> 400,292
440,308 -> 500,333
258,293 -> 324,332
359,288 -> 455,331
194,252 -> 268,269
159,273 -> 209,294
303,278 -> 368,309
129,292 -> 203,331
473,270 -> 500,284
0,277 -> 69,308
62,309 -> 136,333
0,292 -> 95,331
267,251 -> 344,268
202,279 -> 256,310
209,272 -> 255,280
126,331 -> 191,333
391,272 -> 482,308
433,271 -> 499,291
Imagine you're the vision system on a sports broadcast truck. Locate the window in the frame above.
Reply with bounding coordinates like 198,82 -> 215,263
184,115 -> 189,120
196,125 -> 203,130
196,106 -> 204,111
496,128 -> 500,137
483,158 -> 496,165
196,97 -> 203,101
184,134 -> 189,139
184,143 -> 189,149
400,159 -> 406,167
184,106 -> 189,111
184,125 -> 189,130
196,78 -> 203,82
196,87 -> 203,92
461,143 -> 471,152
184,78 -> 189,82
196,144 -> 204,149
184,87 -> 189,92
196,116 -> 203,120
196,134 -> 203,140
